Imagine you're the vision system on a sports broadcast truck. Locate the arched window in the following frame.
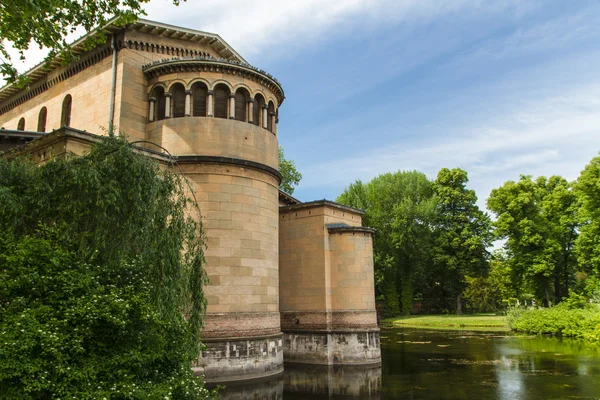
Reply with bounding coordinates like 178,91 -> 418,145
253,94 -> 265,127
234,88 -> 249,122
61,95 -> 72,127
153,87 -> 166,121
192,82 -> 208,117
214,84 -> 230,119
37,107 -> 47,132
171,83 -> 186,118
17,118 -> 25,131
267,101 -> 275,132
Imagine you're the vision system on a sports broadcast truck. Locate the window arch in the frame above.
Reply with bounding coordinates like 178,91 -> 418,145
192,82 -> 208,117
171,83 -> 186,118
61,95 -> 72,127
267,101 -> 275,132
253,94 -> 265,127
17,117 -> 25,131
37,107 -> 47,132
213,84 -> 230,119
152,87 -> 166,121
234,88 -> 249,122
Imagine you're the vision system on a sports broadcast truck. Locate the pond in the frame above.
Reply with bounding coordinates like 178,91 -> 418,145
216,326 -> 600,399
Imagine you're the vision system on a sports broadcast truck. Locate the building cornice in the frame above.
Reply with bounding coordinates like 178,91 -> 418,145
279,200 -> 366,215
326,224 -> 376,235
175,155 -> 282,184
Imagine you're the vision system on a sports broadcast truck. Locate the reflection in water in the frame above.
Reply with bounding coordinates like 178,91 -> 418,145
215,364 -> 382,399
216,327 -> 600,399
284,364 -> 381,399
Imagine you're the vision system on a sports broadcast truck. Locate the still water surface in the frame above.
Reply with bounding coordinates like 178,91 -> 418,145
218,327 -> 600,399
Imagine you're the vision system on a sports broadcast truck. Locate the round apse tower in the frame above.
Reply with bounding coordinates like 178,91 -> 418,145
143,57 -> 284,383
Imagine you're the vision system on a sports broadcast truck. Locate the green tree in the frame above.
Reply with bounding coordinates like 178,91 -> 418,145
488,175 -> 578,305
0,138 -> 213,399
278,145 -> 302,195
574,154 -> 600,277
462,251 -> 516,312
432,168 -> 492,314
1,0 -> 182,86
337,171 -> 438,315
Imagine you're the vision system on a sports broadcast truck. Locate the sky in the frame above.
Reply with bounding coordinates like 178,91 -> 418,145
6,0 -> 600,210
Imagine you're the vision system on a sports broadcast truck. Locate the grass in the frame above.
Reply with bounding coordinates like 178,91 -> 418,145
383,314 -> 510,332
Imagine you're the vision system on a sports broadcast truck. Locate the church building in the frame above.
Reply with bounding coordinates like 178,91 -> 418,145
0,19 -> 380,383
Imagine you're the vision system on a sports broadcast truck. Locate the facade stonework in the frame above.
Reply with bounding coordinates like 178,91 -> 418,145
0,19 -> 380,383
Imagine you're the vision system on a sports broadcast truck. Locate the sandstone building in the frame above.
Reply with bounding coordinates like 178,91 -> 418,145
0,19 -> 380,384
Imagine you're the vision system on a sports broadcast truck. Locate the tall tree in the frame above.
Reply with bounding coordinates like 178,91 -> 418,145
488,175 -> 578,305
278,145 -> 302,195
1,0 -> 182,86
337,171 -> 437,315
574,154 -> 600,277
432,168 -> 492,314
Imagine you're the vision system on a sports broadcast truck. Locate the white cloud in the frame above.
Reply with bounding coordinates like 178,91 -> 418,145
298,82 -> 600,207
144,0 -> 522,62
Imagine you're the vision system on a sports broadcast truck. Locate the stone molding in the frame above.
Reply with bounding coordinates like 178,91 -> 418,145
202,311 -> 282,339
176,155 -> 282,184
280,199 -> 367,216
280,310 -> 379,332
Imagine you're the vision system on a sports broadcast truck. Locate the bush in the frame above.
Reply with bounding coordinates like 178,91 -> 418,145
0,138 -> 214,399
509,292 -> 600,343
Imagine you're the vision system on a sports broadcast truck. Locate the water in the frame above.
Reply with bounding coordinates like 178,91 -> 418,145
217,327 -> 600,399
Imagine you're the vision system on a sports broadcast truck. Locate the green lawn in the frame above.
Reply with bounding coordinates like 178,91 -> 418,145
383,314 -> 510,332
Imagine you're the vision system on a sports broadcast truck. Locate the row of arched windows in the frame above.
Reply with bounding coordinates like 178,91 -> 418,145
149,83 -> 278,133
15,95 -> 72,132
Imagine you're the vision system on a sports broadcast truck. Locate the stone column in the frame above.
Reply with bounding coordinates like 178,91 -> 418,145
148,97 -> 156,122
207,90 -> 214,117
248,99 -> 254,123
274,117 -> 279,135
270,113 -> 276,133
185,90 -> 192,117
229,94 -> 236,119
262,105 -> 268,129
164,93 -> 172,119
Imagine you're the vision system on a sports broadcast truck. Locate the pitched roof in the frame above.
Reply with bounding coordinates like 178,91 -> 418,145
0,18 -> 245,103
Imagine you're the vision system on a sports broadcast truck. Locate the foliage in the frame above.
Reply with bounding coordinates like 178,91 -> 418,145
0,0 -> 183,86
432,168 -> 492,314
508,294 -> 600,343
0,138 -> 213,399
462,253 -> 517,313
487,175 -> 578,305
338,171 -> 438,316
574,153 -> 600,277
278,145 -> 302,195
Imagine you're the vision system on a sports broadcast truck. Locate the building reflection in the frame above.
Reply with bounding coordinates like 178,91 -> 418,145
214,363 -> 382,399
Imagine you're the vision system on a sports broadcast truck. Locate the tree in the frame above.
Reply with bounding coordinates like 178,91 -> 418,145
487,175 -> 578,306
278,145 -> 302,195
0,0 -> 182,86
432,168 -> 492,314
0,138 -> 213,398
337,171 -> 438,315
575,154 -> 600,277
462,251 -> 516,312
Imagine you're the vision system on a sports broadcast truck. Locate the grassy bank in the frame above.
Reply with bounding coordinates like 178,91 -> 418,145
384,314 -> 510,332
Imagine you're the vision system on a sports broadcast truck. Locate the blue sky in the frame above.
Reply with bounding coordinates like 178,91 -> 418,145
8,0 -> 600,210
